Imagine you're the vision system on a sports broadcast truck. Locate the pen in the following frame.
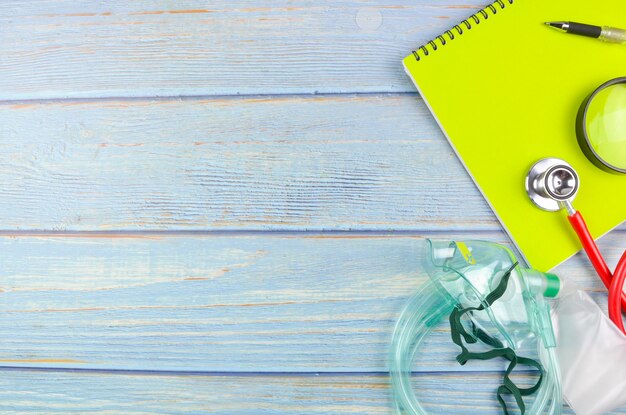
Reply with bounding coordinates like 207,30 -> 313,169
546,21 -> 626,44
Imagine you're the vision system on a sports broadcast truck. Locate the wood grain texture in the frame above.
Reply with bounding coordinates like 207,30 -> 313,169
0,0 -> 488,99
0,95 -> 496,231
0,370 -> 604,414
0,231 -> 622,372
3,1 -> 625,412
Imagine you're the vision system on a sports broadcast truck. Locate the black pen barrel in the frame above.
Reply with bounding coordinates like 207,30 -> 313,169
567,22 -> 603,38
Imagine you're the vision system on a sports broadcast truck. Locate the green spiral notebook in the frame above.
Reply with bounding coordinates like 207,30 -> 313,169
404,0 -> 626,271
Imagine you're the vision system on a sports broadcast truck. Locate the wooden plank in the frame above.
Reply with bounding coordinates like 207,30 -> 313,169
0,95 -> 496,231
0,231 -> 622,372
0,0 -> 488,99
0,369 -> 616,414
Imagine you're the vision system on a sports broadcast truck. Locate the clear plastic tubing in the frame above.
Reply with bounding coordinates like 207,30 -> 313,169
389,279 -> 562,415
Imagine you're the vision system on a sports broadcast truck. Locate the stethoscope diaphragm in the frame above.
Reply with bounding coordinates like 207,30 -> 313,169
526,158 -> 579,212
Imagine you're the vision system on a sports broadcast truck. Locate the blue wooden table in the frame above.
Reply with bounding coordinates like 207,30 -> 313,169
1,1 -> 624,413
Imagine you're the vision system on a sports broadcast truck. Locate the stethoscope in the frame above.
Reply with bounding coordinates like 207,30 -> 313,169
525,77 -> 626,333
526,158 -> 626,333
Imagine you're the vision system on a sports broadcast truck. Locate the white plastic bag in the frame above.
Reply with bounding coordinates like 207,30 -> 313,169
551,281 -> 626,415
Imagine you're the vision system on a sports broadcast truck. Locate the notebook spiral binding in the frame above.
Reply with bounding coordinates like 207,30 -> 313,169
411,0 -> 515,61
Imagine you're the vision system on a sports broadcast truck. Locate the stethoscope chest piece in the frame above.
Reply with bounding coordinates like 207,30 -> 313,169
526,158 -> 580,212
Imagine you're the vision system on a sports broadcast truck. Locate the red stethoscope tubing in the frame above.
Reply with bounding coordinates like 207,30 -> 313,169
568,211 -> 626,334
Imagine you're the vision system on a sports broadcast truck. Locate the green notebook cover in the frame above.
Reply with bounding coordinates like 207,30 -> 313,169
404,0 -> 626,271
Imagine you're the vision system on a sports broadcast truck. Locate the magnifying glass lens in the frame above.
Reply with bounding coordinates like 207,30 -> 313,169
584,82 -> 626,172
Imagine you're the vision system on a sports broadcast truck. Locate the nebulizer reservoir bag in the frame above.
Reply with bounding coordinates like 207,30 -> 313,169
551,280 -> 626,415
390,240 -> 563,415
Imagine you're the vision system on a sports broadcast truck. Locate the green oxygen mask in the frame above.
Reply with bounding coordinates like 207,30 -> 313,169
389,240 -> 563,415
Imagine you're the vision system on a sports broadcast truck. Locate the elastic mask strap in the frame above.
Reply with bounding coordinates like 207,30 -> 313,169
448,262 -> 544,415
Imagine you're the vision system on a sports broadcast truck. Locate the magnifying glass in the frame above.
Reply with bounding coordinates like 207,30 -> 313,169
577,77 -> 626,174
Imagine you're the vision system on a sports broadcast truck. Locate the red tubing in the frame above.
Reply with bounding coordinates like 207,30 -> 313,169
568,211 -> 626,334
609,251 -> 626,331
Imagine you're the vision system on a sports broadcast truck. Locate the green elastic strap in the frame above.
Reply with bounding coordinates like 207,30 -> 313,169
448,262 -> 544,415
